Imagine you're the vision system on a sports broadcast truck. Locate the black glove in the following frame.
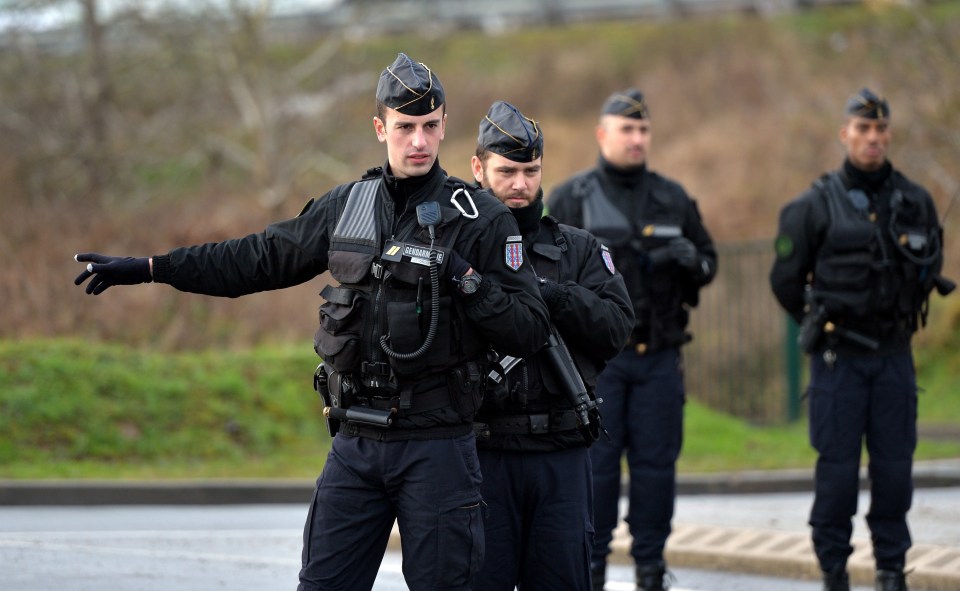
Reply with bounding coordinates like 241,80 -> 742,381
646,246 -> 674,268
444,249 -> 472,283
538,278 -> 559,304
74,253 -> 152,295
668,237 -> 698,271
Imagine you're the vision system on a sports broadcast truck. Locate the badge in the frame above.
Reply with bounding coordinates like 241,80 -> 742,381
504,237 -> 524,271
600,245 -> 616,275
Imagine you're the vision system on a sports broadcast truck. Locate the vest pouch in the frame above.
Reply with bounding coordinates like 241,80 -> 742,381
328,250 -> 373,284
382,245 -> 451,287
815,224 -> 875,314
314,285 -> 367,373
383,294 -> 454,377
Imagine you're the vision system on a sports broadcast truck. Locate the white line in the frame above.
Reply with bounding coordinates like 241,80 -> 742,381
0,538 -> 300,566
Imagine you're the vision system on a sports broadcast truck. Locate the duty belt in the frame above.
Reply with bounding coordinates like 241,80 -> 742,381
481,410 -> 579,436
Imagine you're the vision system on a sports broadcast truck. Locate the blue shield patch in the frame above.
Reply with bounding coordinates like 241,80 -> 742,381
504,240 -> 524,271
601,246 -> 616,275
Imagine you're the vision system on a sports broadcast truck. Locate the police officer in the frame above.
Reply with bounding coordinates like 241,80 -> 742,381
548,89 -> 717,591
770,88 -> 951,591
73,53 -> 550,591
469,101 -> 634,591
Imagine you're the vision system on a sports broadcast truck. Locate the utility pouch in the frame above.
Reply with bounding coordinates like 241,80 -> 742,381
448,361 -> 484,420
383,295 -> 453,377
314,284 -> 366,372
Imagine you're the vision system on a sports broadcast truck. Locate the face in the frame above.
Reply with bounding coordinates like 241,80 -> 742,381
839,115 -> 890,172
471,151 -> 542,208
374,105 -> 446,178
596,114 -> 652,168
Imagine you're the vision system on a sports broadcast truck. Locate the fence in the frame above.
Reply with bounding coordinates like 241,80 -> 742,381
684,239 -> 804,424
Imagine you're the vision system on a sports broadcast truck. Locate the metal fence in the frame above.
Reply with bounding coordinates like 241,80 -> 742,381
683,239 -> 804,425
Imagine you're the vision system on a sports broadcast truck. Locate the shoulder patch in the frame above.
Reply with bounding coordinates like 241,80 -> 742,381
775,234 -> 794,259
504,236 -> 524,272
600,244 -> 616,275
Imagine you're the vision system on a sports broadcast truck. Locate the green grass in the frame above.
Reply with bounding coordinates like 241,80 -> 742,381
1,338 -> 958,479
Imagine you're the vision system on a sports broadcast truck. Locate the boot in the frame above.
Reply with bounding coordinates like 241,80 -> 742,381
822,565 -> 850,591
591,561 -> 605,591
636,560 -> 668,591
875,569 -> 907,591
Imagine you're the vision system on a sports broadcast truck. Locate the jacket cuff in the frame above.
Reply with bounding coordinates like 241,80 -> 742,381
151,254 -> 172,284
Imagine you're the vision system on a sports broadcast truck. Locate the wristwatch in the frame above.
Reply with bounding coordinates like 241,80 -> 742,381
458,272 -> 483,295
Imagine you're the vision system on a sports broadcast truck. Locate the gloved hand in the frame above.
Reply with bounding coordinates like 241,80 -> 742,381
538,278 -> 559,304
444,249 -> 472,283
667,237 -> 698,271
74,253 -> 152,295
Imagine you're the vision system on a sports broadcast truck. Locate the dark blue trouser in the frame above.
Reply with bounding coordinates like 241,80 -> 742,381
807,349 -> 917,573
298,432 -> 484,591
589,347 -> 685,567
475,447 -> 594,591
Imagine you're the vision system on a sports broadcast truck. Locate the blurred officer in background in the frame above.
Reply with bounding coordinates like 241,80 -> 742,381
73,53 -> 550,591
469,100 -> 633,590
770,88 -> 952,591
548,89 -> 717,591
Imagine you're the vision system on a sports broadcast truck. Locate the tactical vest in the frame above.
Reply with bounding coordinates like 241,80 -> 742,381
812,172 -> 938,334
314,176 -> 486,428
575,171 -> 692,349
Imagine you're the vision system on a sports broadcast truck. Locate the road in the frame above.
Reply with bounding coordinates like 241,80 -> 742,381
0,502 -> 854,590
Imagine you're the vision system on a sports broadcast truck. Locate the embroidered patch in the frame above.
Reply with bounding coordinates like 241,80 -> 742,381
775,234 -> 794,259
601,245 -> 616,275
504,239 -> 524,271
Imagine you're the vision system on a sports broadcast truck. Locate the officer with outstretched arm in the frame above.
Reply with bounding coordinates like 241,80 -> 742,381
74,53 -> 549,591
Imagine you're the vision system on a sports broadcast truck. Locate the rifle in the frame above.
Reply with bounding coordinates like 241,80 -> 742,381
489,325 -> 604,442
540,324 -> 603,442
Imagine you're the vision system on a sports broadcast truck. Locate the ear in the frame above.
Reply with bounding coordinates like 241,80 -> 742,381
595,123 -> 606,146
470,155 -> 484,185
838,123 -> 848,147
440,113 -> 448,141
373,117 -> 386,143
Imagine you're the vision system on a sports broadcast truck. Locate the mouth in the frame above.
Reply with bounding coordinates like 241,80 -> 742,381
408,153 -> 431,164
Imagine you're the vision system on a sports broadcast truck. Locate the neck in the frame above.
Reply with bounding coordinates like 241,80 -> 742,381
509,192 -> 545,237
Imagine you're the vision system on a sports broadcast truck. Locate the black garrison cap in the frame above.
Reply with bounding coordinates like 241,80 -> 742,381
376,53 -> 445,116
478,100 -> 543,162
600,88 -> 650,119
845,87 -> 890,120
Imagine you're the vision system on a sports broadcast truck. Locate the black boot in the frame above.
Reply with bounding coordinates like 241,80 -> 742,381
822,565 -> 850,591
636,561 -> 668,591
591,562 -> 605,591
875,569 -> 907,591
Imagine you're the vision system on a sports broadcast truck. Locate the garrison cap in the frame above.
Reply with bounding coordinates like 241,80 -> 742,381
600,88 -> 650,119
376,53 -> 444,116
478,100 -> 543,162
845,87 -> 890,120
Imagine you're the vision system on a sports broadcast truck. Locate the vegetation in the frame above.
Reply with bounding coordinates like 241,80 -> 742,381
1,338 -> 957,479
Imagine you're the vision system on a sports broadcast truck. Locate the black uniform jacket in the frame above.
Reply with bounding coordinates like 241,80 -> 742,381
476,203 -> 634,452
151,161 -> 550,431
548,158 -> 716,351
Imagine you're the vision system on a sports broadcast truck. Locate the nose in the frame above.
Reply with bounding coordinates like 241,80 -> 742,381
512,174 -> 527,191
411,127 -> 426,149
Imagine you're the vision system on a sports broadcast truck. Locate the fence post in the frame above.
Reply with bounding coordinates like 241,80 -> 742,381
784,315 -> 802,422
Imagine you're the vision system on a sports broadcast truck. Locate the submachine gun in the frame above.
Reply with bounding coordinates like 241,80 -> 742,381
489,324 -> 604,442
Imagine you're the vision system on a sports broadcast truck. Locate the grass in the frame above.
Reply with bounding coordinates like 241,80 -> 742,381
1,337 -> 957,480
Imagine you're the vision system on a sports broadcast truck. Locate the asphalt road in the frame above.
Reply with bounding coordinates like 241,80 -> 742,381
0,502 -> 866,591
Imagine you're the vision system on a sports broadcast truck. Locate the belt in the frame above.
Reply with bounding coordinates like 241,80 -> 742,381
482,410 -> 579,436
350,384 -> 451,414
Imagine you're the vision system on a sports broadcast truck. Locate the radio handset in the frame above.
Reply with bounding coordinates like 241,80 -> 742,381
379,201 -> 443,361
